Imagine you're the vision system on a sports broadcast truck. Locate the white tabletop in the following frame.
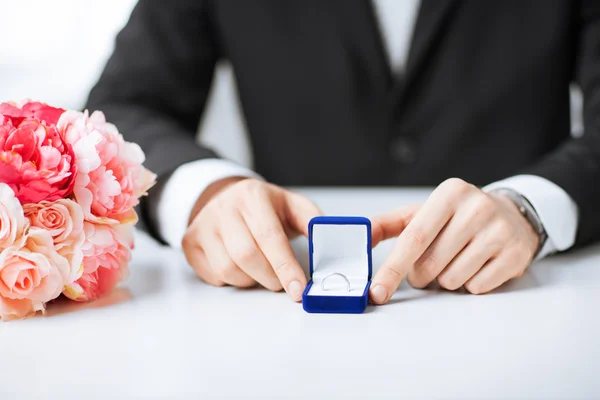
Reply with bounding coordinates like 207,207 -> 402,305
1,188 -> 599,399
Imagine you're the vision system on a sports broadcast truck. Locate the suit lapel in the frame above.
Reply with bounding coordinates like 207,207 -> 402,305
402,0 -> 460,88
332,0 -> 394,94
331,0 -> 461,128
334,0 -> 460,98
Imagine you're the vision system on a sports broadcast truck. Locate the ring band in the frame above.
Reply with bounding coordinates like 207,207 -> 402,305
321,272 -> 351,292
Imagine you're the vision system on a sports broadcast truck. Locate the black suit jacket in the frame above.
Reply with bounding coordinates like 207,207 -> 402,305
86,0 -> 600,247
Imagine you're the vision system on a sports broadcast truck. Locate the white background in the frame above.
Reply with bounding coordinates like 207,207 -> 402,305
0,0 -> 254,167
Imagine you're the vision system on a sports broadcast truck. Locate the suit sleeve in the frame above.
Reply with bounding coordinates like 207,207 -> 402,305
524,0 -> 600,247
85,0 -> 221,239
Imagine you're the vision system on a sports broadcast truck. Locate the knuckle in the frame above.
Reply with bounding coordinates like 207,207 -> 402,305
216,261 -> 239,281
265,281 -> 284,292
437,272 -> 461,291
513,269 -> 525,279
404,227 -> 427,247
195,269 -> 225,287
406,271 -> 428,289
182,246 -> 205,273
255,226 -> 280,242
233,181 -> 264,213
273,260 -> 294,274
407,258 -> 435,288
238,178 -> 264,196
214,195 -> 240,216
384,265 -> 405,282
183,221 -> 204,245
185,253 -> 205,272
232,244 -> 258,266
483,237 -> 504,254
214,196 -> 231,212
463,194 -> 497,225
209,278 -> 226,287
236,277 -> 257,288
491,220 -> 513,241
440,177 -> 471,195
414,254 -> 439,278
464,281 -> 486,295
472,192 -> 496,213
196,205 -> 218,227
188,261 -> 203,277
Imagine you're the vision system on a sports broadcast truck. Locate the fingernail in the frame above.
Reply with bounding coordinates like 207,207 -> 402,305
371,284 -> 388,304
288,280 -> 304,301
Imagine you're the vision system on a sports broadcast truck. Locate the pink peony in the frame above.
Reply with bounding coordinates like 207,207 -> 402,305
24,199 -> 85,284
0,112 -> 76,204
0,183 -> 29,249
0,101 -> 65,127
57,110 -> 156,224
63,222 -> 133,302
0,228 -> 70,320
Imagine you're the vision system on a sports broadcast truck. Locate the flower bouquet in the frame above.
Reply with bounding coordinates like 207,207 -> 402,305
0,101 -> 156,321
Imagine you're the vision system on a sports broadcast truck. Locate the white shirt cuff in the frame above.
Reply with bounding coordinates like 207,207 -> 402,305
155,159 -> 261,249
484,175 -> 579,260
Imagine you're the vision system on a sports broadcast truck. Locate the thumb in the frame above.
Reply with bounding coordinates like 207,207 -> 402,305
371,204 -> 421,247
280,190 -> 323,237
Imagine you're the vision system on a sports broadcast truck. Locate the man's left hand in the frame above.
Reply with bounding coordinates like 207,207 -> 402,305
369,178 -> 540,304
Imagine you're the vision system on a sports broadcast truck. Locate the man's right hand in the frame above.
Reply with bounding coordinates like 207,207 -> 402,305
182,178 -> 322,301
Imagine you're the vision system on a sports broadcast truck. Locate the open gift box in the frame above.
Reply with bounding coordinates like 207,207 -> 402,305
302,216 -> 372,313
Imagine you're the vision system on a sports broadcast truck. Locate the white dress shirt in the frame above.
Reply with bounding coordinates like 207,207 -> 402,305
156,0 -> 579,259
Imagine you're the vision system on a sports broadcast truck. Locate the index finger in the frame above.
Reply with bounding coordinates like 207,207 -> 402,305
240,188 -> 307,302
371,183 -> 460,303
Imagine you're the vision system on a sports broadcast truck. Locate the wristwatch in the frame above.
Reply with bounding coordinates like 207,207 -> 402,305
489,188 -> 548,259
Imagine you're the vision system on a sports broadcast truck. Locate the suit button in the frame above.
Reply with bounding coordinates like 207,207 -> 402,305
390,137 -> 417,164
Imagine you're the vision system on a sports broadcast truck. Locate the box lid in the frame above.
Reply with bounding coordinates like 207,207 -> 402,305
308,216 -> 372,281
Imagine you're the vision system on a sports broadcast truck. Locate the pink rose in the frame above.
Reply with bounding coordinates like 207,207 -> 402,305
0,101 -> 65,127
0,228 -> 70,320
57,110 -> 156,224
24,199 -> 85,284
0,116 -> 77,204
0,183 -> 29,249
63,222 -> 133,302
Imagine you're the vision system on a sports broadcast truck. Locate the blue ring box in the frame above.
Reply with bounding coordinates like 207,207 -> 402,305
302,216 -> 372,314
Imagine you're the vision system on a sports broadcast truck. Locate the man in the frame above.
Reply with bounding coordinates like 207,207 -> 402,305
86,0 -> 600,305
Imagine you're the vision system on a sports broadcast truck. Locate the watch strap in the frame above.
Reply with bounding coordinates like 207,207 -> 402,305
490,188 -> 548,259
